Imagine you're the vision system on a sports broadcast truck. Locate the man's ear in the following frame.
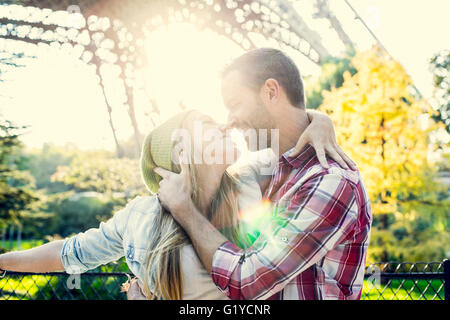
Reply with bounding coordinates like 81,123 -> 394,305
261,78 -> 280,103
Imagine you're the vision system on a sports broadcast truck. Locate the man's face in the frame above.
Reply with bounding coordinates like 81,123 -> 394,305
221,70 -> 275,135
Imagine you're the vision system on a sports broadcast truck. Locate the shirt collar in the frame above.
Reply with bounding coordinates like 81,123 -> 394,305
280,145 -> 317,170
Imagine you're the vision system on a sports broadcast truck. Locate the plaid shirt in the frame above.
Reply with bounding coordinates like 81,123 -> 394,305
211,146 -> 372,300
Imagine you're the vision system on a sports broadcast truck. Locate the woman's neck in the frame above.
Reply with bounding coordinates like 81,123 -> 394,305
196,168 -> 223,216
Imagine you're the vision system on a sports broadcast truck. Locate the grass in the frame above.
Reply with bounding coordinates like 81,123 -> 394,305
0,275 -> 59,300
0,274 -> 126,300
361,279 -> 444,300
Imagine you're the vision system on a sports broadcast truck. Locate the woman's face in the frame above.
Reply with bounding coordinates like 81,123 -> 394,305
173,113 -> 241,208
184,114 -> 240,172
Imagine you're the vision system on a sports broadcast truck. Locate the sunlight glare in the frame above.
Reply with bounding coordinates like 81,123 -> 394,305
142,23 -> 243,126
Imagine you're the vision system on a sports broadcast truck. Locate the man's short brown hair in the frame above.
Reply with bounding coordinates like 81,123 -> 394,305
222,48 -> 305,109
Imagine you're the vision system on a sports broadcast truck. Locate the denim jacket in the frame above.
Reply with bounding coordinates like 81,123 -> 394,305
60,149 -> 277,299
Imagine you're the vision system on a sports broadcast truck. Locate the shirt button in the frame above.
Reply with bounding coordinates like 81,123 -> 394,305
280,236 -> 288,243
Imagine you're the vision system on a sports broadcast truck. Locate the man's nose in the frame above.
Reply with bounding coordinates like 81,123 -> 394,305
218,123 -> 228,132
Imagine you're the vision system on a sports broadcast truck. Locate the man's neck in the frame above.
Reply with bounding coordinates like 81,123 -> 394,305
273,106 -> 310,155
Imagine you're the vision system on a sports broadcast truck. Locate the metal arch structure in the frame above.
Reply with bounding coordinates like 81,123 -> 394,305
0,0 -> 350,156
6,0 -> 332,63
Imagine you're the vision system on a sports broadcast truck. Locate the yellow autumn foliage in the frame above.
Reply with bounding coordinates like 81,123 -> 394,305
320,47 -> 439,217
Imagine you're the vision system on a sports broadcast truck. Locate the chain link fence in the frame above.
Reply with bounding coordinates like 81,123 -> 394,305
361,261 -> 448,300
0,259 -> 131,300
1,260 -> 448,300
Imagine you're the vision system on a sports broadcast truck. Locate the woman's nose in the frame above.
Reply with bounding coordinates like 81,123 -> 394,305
227,117 -> 239,129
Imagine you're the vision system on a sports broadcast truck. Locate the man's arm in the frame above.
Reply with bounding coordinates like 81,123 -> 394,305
154,163 -> 230,273
172,201 -> 228,274
213,173 -> 357,299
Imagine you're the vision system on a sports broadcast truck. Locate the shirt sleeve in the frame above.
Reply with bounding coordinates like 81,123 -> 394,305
60,197 -> 140,274
211,173 -> 358,300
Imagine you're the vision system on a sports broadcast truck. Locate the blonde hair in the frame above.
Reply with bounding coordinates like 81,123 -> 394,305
143,112 -> 250,300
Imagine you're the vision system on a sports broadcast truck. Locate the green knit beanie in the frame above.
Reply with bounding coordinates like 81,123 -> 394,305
140,110 -> 194,194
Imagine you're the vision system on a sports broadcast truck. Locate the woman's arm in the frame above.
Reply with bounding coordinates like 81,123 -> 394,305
245,110 -> 356,193
0,240 -> 64,273
298,109 -> 356,170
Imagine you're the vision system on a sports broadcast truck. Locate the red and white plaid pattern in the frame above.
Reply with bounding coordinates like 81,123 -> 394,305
211,145 -> 372,300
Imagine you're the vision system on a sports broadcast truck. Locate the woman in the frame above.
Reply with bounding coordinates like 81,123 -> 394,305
0,110 -> 352,300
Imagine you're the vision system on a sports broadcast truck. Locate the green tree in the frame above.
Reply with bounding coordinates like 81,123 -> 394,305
0,118 -> 39,245
24,143 -> 76,193
305,51 -> 356,110
51,150 -> 146,196
429,50 -> 450,132
41,191 -> 125,238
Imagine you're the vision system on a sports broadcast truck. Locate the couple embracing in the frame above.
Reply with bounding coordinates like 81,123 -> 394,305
0,48 -> 372,300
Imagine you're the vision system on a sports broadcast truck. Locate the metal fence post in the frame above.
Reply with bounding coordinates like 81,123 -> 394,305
445,259 -> 450,301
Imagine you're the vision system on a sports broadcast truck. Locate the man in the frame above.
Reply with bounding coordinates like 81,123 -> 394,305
156,48 -> 372,300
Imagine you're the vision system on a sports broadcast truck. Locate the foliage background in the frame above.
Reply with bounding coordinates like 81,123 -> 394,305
310,48 -> 449,262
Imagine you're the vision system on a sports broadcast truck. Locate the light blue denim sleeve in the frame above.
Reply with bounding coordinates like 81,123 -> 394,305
61,197 -> 141,274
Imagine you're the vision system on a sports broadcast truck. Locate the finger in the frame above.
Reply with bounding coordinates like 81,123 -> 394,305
326,146 -> 349,170
313,145 -> 329,169
336,146 -> 357,170
178,152 -> 190,176
154,167 -> 172,180
291,135 -> 308,157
